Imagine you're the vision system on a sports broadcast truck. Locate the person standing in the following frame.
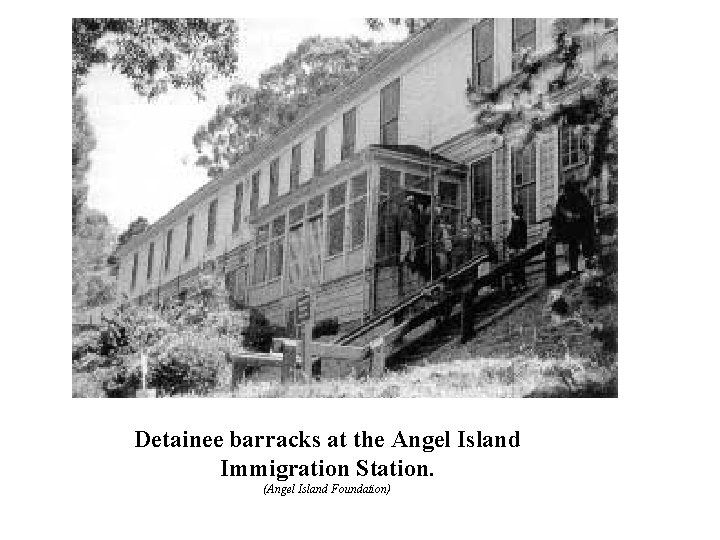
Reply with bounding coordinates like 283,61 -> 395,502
507,204 -> 528,290
399,194 -> 417,267
552,180 -> 595,276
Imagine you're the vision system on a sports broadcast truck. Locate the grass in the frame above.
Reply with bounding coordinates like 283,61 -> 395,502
208,354 -> 616,398
209,273 -> 618,398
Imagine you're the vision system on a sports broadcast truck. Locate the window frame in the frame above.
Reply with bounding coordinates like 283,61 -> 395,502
326,181 -> 347,259
232,182 -> 243,233
250,170 -> 260,214
269,157 -> 280,203
290,143 -> 301,191
511,143 -> 537,225
471,156 -> 493,238
252,223 -> 270,285
206,199 -> 218,248
349,172 -> 368,251
380,79 -> 400,146
472,19 -> 494,90
185,214 -> 194,260
268,214 -> 286,281
131,252 -> 139,290
146,242 -> 154,281
314,127 -> 326,177
341,108 -> 356,160
285,203 -> 305,292
512,18 -> 537,71
164,229 -> 173,271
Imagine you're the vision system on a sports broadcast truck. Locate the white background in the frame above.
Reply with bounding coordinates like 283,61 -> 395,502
1,2 -> 719,539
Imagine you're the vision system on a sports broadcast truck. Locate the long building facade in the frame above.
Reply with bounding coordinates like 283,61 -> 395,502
115,18 -> 618,332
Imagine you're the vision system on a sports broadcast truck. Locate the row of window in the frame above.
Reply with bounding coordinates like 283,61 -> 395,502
130,197 -> 219,290
247,79 -> 400,213
472,18 -> 537,90
252,172 -> 368,287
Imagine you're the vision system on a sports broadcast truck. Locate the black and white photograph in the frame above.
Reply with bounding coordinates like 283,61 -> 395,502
71,18 -> 618,398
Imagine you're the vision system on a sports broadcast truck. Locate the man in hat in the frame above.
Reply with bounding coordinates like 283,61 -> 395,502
551,179 -> 595,276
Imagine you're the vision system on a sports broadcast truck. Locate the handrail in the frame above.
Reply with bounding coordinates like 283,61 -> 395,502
335,239 -> 546,346
335,250 -> 494,346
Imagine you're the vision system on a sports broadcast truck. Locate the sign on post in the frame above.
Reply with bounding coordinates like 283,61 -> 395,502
296,290 -> 311,324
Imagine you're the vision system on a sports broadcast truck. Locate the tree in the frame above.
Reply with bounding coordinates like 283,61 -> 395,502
467,19 -> 618,196
365,18 -> 435,35
72,18 -> 239,99
72,94 -> 96,233
73,208 -> 118,308
117,216 -> 150,249
192,36 -> 399,179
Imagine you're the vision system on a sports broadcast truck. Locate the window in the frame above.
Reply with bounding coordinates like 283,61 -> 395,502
250,171 -> 260,214
349,172 -> 368,250
146,242 -> 155,281
512,143 -> 537,225
512,18 -> 536,71
439,181 -> 461,230
232,182 -> 243,233
306,194 -> 324,284
405,173 -> 430,193
253,224 -> 269,285
207,199 -> 217,248
342,108 -> 356,160
269,157 -> 280,203
131,252 -> 138,290
164,229 -> 173,271
286,203 -> 305,292
472,19 -> 494,89
380,79 -> 400,145
472,157 -> 493,237
376,168 -> 401,264
559,123 -> 591,192
268,215 -> 285,280
314,127 -> 326,176
290,143 -> 301,191
185,214 -> 194,259
327,182 -> 347,257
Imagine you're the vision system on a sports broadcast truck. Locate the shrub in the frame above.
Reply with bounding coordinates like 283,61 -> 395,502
312,317 -> 339,339
242,308 -> 278,352
146,331 -> 232,395
72,330 -> 101,363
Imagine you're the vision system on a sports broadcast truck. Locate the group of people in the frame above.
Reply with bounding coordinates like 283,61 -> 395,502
504,178 -> 597,291
398,193 -> 498,283
394,178 -> 596,295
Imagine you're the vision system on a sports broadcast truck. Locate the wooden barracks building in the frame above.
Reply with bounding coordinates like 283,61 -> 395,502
116,18 -> 617,331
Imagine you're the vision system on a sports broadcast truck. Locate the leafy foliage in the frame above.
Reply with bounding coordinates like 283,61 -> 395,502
72,208 -> 118,308
365,18 -> 434,35
241,308 -> 282,352
72,270 -> 257,397
192,36 -> 398,179
72,18 -> 239,99
72,94 -> 96,233
116,216 -> 149,249
468,20 -> 618,183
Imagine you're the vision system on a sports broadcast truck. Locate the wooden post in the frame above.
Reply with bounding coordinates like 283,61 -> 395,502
460,283 -> 475,343
303,319 -> 313,380
281,342 -> 295,383
545,233 -> 557,286
370,338 -> 386,378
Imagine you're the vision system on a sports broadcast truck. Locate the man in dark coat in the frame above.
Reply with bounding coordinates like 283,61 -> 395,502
551,180 -> 595,274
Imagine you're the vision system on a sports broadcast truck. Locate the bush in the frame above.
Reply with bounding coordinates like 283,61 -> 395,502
72,270 -> 246,397
312,317 -> 339,339
242,308 -> 278,352
72,330 -> 101,363
146,331 -> 232,395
